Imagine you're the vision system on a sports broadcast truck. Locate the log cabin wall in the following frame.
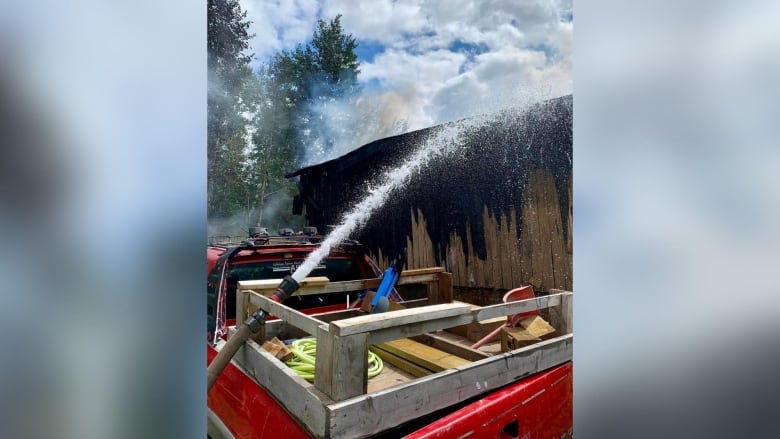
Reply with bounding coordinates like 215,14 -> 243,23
287,95 -> 572,293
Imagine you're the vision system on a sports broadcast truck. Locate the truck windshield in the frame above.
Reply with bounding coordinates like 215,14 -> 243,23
208,257 -> 366,335
228,258 -> 363,283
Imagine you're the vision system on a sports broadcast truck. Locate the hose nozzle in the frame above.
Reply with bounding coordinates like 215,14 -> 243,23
272,274 -> 300,302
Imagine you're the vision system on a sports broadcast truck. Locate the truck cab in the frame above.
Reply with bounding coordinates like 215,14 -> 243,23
207,230 -> 383,340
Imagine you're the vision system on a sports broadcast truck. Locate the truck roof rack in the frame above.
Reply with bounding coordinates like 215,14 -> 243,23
207,234 -> 361,248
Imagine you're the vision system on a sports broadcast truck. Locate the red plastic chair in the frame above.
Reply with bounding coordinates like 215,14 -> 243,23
471,285 -> 537,349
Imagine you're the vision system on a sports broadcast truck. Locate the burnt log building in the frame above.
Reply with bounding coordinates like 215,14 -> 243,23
287,94 -> 572,293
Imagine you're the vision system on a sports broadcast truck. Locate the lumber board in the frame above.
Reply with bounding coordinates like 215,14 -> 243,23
315,323 -> 370,401
374,339 -> 470,372
363,294 -> 563,346
547,289 -> 573,335
331,333 -> 369,401
400,267 -> 445,276
474,292 -> 563,322
236,286 -> 248,322
238,276 -> 330,292
369,346 -> 432,378
313,325 -> 335,398
327,334 -> 573,438
239,270 -> 446,298
411,333 -> 490,361
230,339 -> 329,438
329,303 -> 472,336
263,320 -> 311,343
247,291 -> 323,336
445,316 -> 506,342
366,314 -> 475,345
366,357 -> 417,392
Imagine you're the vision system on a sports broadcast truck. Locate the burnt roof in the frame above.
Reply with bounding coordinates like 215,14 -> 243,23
287,94 -> 572,179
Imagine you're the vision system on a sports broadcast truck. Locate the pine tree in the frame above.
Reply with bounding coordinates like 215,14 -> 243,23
207,0 -> 256,219
258,15 -> 361,166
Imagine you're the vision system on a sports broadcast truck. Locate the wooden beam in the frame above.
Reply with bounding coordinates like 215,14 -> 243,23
231,339 -> 329,438
240,269 -> 448,298
313,325 -> 335,398
474,292 -> 563,321
366,314 -> 475,345
236,288 -> 248,322
246,291 -> 324,336
238,276 -> 330,293
374,339 -> 470,372
400,267 -> 445,276
546,290 -> 573,335
329,303 -> 472,337
411,333 -> 490,361
369,346 -> 432,378
327,334 -> 573,438
314,326 -> 369,402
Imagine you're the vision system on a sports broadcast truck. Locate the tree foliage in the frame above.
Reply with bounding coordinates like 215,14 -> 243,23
207,0 -> 255,219
258,15 -> 361,165
208,11 -> 365,230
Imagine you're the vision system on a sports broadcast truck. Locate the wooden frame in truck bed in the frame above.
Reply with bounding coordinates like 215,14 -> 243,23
215,268 -> 573,438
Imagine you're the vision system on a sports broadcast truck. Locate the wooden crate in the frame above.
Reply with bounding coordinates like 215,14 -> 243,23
219,268 -> 573,438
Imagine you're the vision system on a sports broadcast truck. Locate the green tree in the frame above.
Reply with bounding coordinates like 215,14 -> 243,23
207,0 -> 256,219
257,15 -> 361,166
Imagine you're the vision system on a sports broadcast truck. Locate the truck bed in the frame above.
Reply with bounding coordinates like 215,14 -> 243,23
208,268 -> 573,438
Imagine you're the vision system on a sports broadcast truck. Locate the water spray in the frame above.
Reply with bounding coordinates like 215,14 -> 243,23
290,121 -> 477,283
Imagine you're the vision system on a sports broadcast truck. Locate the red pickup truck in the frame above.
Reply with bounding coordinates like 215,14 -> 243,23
207,231 -> 573,438
207,231 -> 384,338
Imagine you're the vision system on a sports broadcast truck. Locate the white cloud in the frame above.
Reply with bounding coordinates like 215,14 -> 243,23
321,0 -> 429,43
243,0 -> 320,66
240,0 -> 572,156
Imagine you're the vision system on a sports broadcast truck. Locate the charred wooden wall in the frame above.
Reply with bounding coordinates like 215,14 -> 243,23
288,95 -> 572,292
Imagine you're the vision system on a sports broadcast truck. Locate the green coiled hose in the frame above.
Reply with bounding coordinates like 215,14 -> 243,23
284,337 -> 383,381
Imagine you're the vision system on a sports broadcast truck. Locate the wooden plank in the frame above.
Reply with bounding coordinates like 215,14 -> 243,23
361,295 -> 562,346
426,276 -> 441,304
330,333 -> 369,401
412,332 -> 490,361
509,208 -> 522,288
329,303 -> 472,337
400,267 -> 445,276
366,314 -> 475,345
474,292 -> 562,321
445,316 -> 506,342
546,290 -> 573,335
314,325 -> 335,398
263,319 -> 310,342
375,339 -> 470,372
236,288 -> 248,323
314,323 -> 370,402
365,357 -> 417,392
327,334 -> 573,438
247,292 -> 323,336
559,291 -> 573,334
369,345 -> 432,378
241,270 -> 446,299
231,339 -> 329,438
238,276 -> 330,292
261,337 -> 294,361
437,272 -> 453,303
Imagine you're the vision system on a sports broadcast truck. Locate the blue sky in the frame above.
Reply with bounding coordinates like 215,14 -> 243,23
241,0 -> 572,159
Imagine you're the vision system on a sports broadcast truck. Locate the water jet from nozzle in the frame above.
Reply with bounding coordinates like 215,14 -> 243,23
289,121 -> 477,283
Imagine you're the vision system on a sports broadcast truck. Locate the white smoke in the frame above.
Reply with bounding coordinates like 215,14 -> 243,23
298,89 -> 415,166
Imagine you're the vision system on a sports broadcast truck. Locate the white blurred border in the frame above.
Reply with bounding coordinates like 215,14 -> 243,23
2,1 -> 779,438
0,1 -> 205,438
575,1 -> 780,437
